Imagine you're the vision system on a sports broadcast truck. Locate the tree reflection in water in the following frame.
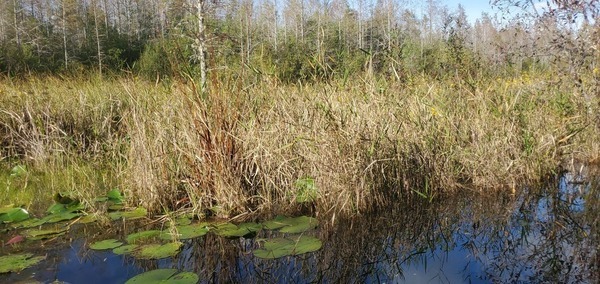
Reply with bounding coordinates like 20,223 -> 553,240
2,169 -> 597,283
163,168 -> 596,283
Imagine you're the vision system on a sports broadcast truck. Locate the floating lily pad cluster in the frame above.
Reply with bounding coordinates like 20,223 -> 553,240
87,215 -> 321,261
0,189 -> 149,272
88,223 -> 197,259
1,197 -> 84,241
253,215 -> 321,259
2,187 -> 324,279
0,253 -> 45,273
90,235 -> 183,260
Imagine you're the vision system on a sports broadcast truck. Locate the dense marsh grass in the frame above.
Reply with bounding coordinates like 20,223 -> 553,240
0,72 -> 598,218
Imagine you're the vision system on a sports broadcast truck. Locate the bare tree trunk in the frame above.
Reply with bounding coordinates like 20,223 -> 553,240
13,0 -> 20,47
196,0 -> 207,93
62,0 -> 68,69
274,0 -> 278,50
93,0 -> 102,76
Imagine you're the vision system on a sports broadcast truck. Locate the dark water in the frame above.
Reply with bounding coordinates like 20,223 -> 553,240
2,170 -> 598,284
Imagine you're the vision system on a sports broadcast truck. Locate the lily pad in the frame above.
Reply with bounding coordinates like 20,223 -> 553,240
127,230 -> 162,244
213,222 -> 261,238
254,235 -> 322,259
9,218 -> 42,229
175,217 -> 192,226
278,216 -> 318,233
113,244 -> 139,255
160,223 -> 209,240
263,216 -> 318,233
90,239 -> 123,250
0,253 -> 45,273
108,207 -> 147,220
262,215 -> 289,230
42,212 -> 81,224
24,227 -> 69,240
46,202 -> 85,214
108,204 -> 125,211
0,207 -> 29,223
125,269 -> 199,284
253,238 -> 296,259
135,242 -> 183,259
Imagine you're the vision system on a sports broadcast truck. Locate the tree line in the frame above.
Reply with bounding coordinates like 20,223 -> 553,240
0,0 -> 597,82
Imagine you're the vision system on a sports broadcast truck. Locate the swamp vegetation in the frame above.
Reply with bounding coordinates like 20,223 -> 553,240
0,0 -> 599,282
0,71 -> 598,217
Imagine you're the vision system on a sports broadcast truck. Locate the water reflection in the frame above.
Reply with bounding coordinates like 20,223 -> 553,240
2,170 -> 597,283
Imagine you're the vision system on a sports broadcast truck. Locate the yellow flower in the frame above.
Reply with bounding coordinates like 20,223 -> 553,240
430,107 -> 438,116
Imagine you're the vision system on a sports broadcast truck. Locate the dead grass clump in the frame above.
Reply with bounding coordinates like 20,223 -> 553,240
1,71 -> 598,218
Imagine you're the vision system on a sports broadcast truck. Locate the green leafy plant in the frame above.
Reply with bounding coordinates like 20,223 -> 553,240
294,177 -> 318,203
0,253 -> 45,273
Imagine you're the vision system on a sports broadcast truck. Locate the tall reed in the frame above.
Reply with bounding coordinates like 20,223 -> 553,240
0,72 -> 598,217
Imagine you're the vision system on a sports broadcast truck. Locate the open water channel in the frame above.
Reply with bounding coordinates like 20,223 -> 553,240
1,168 -> 598,284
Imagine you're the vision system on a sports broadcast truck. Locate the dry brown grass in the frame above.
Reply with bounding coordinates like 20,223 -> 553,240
0,71 -> 598,217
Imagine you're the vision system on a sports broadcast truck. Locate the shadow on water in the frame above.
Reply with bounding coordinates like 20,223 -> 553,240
2,168 -> 598,284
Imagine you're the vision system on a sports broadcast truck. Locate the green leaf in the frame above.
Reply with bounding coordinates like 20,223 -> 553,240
125,269 -> 199,284
262,215 -> 289,230
0,254 -> 45,273
175,217 -> 192,226
295,177 -> 317,203
108,204 -> 125,211
108,207 -> 147,220
0,207 -> 29,223
106,188 -> 124,204
0,205 -> 18,214
10,165 -> 27,178
127,230 -> 161,244
160,223 -> 209,240
278,216 -> 318,233
291,235 -> 323,254
90,239 -> 123,250
42,212 -> 81,224
46,203 -> 66,214
213,222 -> 261,238
253,236 -> 322,259
24,227 -> 69,240
263,216 -> 318,233
164,272 -> 199,284
113,244 -> 139,255
46,202 -> 84,214
135,242 -> 183,259
9,217 -> 43,229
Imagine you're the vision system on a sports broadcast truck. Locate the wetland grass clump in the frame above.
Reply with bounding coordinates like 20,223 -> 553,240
0,72 -> 598,217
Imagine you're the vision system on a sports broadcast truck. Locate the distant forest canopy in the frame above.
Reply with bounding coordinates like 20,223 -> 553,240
0,0 -> 597,81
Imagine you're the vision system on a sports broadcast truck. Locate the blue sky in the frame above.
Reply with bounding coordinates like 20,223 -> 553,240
444,1 -> 496,22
